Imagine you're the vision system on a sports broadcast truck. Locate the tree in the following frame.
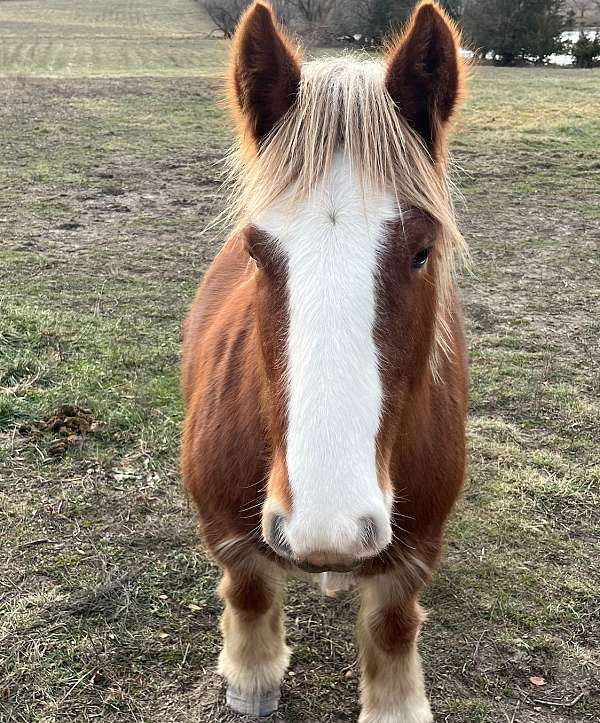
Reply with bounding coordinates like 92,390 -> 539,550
571,30 -> 600,65
439,0 -> 466,20
525,2 -> 568,61
201,0 -> 247,38
200,0 -> 462,46
462,0 -> 567,64
563,0 -> 599,27
200,0 -> 294,37
290,0 -> 336,23
334,0 -> 414,44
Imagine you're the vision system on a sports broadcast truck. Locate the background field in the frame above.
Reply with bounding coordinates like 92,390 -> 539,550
1,1 -> 599,722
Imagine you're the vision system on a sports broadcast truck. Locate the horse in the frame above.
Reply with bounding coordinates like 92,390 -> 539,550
181,2 -> 468,720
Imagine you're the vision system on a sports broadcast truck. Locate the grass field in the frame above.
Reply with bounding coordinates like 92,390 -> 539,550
1,1 -> 599,722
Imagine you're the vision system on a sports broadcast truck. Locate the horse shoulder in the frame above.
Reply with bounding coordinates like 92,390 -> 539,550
181,237 -> 267,546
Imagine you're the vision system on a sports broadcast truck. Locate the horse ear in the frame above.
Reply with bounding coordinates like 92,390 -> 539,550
229,1 -> 301,145
385,1 -> 462,154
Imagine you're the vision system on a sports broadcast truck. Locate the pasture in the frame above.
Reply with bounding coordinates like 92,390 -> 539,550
0,1 -> 598,721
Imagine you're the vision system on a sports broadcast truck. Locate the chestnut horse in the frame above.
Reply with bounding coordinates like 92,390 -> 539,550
182,1 -> 468,720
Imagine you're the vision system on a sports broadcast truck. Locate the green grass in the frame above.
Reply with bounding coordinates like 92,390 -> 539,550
0,0 -> 227,77
1,2 -> 599,722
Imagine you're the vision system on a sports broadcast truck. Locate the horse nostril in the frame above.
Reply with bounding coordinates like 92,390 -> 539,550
359,516 -> 378,550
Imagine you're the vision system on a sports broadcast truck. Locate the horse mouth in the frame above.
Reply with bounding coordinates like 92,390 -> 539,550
295,560 -> 359,574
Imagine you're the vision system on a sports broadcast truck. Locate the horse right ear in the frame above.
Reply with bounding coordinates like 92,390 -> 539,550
229,1 -> 301,146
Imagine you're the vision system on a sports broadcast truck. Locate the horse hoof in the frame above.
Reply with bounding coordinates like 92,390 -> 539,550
226,686 -> 280,717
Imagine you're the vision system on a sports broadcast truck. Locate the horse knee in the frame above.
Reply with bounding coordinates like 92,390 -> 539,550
219,565 -> 276,619
367,600 -> 425,657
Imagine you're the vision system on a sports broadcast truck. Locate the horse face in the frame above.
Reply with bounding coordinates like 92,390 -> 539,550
245,159 -> 444,572
230,1 -> 461,571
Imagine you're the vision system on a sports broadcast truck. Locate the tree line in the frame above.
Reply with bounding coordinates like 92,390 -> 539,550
200,0 -> 600,65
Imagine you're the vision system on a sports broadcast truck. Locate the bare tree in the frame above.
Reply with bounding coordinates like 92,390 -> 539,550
199,0 -> 430,44
274,0 -> 296,24
563,0 -> 600,25
201,0 -> 304,37
201,0 -> 248,38
290,0 -> 336,23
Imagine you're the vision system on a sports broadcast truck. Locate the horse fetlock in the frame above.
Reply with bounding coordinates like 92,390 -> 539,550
218,641 -> 290,690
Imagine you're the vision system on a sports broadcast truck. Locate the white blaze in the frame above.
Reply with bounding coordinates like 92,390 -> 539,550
258,153 -> 397,557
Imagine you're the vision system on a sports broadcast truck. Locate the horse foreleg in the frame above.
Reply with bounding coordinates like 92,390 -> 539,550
218,558 -> 289,717
357,575 -> 433,723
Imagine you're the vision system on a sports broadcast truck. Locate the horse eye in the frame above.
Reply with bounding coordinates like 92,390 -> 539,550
411,247 -> 431,269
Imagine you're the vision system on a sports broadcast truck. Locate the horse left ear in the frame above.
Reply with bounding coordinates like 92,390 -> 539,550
385,1 -> 463,155
229,1 -> 301,146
